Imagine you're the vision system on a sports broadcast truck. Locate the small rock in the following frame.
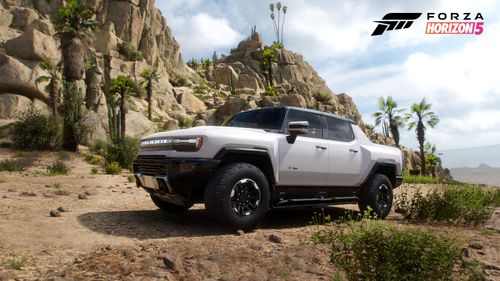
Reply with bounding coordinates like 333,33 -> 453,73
54,190 -> 70,196
461,247 -> 470,257
285,256 -> 306,271
484,263 -> 500,270
49,210 -> 61,217
84,191 -> 95,196
2,195 -> 7,199
236,230 -> 245,236
0,270 -> 17,280
104,245 -> 113,251
161,254 -> 182,271
269,234 -> 282,243
476,250 -> 485,255
7,189 -> 16,192
120,264 -> 133,276
45,184 -> 51,188
56,206 -> 67,212
198,260 -> 220,275
121,191 -> 126,193
78,193 -> 88,200
43,193 -> 56,198
19,191 -> 36,197
468,241 -> 483,250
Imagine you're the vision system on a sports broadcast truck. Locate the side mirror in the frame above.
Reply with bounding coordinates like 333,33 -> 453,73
287,121 -> 309,144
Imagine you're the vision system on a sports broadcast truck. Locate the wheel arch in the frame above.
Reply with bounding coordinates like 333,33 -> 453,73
362,161 -> 399,188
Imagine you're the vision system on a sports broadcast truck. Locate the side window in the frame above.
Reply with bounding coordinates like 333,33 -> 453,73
286,110 -> 323,139
326,117 -> 354,142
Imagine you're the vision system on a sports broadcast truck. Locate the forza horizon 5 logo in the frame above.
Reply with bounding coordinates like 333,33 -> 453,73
372,12 -> 484,36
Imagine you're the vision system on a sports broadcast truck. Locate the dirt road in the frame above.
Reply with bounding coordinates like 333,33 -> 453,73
0,149 -> 498,280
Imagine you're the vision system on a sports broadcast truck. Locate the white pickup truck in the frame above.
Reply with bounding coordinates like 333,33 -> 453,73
133,106 -> 403,229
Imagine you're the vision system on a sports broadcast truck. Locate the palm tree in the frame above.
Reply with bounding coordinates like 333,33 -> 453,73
140,68 -> 159,120
54,0 -> 97,82
372,96 -> 405,148
35,60 -> 61,116
110,76 -> 137,141
406,98 -> 440,175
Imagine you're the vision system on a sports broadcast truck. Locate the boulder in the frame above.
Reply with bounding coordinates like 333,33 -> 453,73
9,6 -> 39,29
0,5 -> 14,27
237,73 -> 260,90
94,22 -> 119,54
177,92 -> 206,114
30,18 -> 55,35
107,0 -> 143,46
214,65 -> 238,87
4,27 -> 59,61
193,119 -> 206,127
216,95 -> 250,122
165,119 -> 179,131
0,26 -> 22,47
279,94 -> 307,108
0,54 -> 32,81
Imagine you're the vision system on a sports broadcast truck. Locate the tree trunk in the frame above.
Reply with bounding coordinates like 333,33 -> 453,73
49,80 -> 58,116
60,34 -> 85,82
390,122 -> 400,148
147,83 -> 152,120
417,121 -> 426,175
120,91 -> 126,142
268,63 -> 273,87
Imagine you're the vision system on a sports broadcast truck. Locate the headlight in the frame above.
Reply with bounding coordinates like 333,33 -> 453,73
140,137 -> 204,152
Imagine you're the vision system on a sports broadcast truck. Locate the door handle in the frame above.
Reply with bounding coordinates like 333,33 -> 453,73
349,148 -> 359,153
316,145 -> 327,150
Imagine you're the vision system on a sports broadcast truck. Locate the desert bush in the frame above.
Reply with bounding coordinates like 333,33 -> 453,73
329,220 -> 479,281
89,139 -> 108,156
395,185 -> 497,224
0,159 -> 24,172
178,116 -> 193,128
262,86 -> 278,97
90,167 -> 99,174
12,108 -> 60,150
105,162 -> 121,174
57,151 -> 72,160
128,174 -> 135,183
403,172 -> 466,185
313,92 -> 334,105
118,42 -> 142,61
47,161 -> 70,175
84,154 -> 103,165
105,137 -> 140,170
169,75 -> 188,87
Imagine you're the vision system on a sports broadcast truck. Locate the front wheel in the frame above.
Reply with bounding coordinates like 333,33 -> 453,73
358,173 -> 393,219
204,162 -> 270,230
150,194 -> 193,213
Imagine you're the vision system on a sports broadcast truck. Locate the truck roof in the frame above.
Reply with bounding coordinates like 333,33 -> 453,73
244,106 -> 357,124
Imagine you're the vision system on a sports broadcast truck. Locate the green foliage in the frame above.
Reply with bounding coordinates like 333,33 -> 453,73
62,81 -> 90,151
47,161 -> 71,175
0,159 -> 24,172
262,86 -> 278,97
7,258 -> 26,270
12,107 -> 61,150
425,142 -> 440,177
329,220 -> 470,281
110,75 -> 138,97
104,137 -> 140,170
402,172 -> 466,185
105,162 -> 121,175
35,59 -> 62,116
169,75 -> 188,87
140,68 -> 160,120
90,167 -> 99,174
178,116 -> 193,128
269,2 -> 288,45
372,96 -> 405,147
313,92 -> 334,105
85,154 -> 103,165
54,0 -> 97,39
395,185 -> 497,224
193,83 -> 212,94
90,139 -> 108,156
53,182 -> 63,189
118,42 -> 143,61
109,76 -> 138,143
127,174 -> 135,183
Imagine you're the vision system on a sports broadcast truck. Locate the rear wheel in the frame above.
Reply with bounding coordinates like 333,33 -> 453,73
150,194 -> 193,213
358,173 -> 393,219
204,162 -> 270,230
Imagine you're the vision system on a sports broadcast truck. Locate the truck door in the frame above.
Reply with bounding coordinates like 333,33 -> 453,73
278,109 -> 329,186
325,116 -> 364,186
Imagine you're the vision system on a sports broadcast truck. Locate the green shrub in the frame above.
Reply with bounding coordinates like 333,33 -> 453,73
57,151 -> 71,160
105,162 -> 121,174
330,221 -> 478,281
0,159 -> 24,172
47,161 -> 70,175
89,139 -> 108,156
262,86 -> 278,97
403,172 -> 466,185
12,107 -> 60,150
118,42 -> 142,61
313,92 -> 334,105
178,116 -> 193,128
15,151 -> 27,158
395,185 -> 497,224
84,153 -> 103,165
127,174 -> 135,183
169,75 -> 188,87
104,137 -> 140,170
7,258 -> 26,270
53,182 -> 62,189
90,167 -> 99,174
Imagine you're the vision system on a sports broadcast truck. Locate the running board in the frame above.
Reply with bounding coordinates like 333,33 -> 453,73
273,196 -> 359,208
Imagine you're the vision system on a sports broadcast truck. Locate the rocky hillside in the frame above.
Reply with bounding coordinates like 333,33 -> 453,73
0,0 -> 426,172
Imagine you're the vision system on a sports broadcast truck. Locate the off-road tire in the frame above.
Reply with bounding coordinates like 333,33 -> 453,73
150,194 -> 193,213
204,162 -> 270,230
358,173 -> 393,219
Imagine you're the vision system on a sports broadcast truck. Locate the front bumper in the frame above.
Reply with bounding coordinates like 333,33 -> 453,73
133,155 -> 220,203
395,175 -> 403,188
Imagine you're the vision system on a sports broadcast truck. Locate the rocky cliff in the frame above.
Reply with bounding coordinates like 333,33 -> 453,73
0,0 -> 424,172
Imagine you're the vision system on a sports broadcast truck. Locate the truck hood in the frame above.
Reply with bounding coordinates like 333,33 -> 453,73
142,126 -> 271,140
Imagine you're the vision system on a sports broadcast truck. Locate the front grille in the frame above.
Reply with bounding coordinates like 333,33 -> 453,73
137,155 -> 166,160
135,163 -> 165,176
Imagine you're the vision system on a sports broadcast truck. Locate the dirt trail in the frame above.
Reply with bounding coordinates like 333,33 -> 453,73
0,149 -> 499,280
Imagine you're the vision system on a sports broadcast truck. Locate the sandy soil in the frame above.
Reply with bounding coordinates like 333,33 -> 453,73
0,149 -> 498,280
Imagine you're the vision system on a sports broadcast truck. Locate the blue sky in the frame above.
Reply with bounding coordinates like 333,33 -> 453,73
156,0 -> 500,153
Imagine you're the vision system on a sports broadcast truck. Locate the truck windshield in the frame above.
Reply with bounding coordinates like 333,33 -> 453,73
223,107 -> 285,131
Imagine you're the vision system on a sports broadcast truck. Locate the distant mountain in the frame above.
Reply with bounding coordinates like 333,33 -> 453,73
439,145 -> 500,168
